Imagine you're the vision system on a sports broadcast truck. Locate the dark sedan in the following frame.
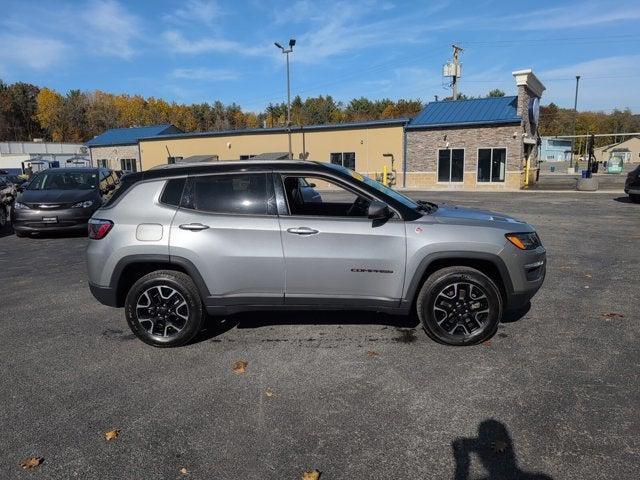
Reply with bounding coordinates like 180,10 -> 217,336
624,164 -> 640,203
12,168 -> 119,237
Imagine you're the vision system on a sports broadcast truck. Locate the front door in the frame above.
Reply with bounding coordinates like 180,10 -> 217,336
169,172 -> 284,305
277,173 -> 406,307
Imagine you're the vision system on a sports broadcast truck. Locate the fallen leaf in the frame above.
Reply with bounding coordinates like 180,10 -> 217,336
104,429 -> 121,441
491,440 -> 508,454
19,457 -> 43,469
265,388 -> 275,398
232,360 -> 248,374
302,469 -> 321,480
602,312 -> 625,319
366,351 -> 379,357
179,467 -> 188,475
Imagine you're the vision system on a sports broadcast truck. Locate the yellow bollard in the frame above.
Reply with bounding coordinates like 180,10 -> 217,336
383,165 -> 388,186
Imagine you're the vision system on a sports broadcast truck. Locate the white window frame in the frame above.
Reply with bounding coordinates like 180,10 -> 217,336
436,148 -> 465,183
476,147 -> 507,183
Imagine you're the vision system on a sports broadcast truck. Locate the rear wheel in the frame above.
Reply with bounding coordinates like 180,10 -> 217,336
416,266 -> 502,346
124,270 -> 204,347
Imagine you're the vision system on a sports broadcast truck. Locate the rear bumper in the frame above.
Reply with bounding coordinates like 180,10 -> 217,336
89,282 -> 119,307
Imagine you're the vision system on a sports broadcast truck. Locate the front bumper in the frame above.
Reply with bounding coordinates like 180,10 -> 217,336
12,206 -> 96,233
502,245 -> 546,311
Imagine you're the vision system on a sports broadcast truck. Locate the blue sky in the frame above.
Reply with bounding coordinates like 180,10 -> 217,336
1,0 -> 639,112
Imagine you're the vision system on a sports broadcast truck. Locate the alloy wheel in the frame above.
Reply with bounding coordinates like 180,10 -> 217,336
135,285 -> 189,338
432,282 -> 491,337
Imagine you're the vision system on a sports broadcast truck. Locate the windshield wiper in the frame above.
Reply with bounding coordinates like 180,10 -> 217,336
416,200 -> 438,214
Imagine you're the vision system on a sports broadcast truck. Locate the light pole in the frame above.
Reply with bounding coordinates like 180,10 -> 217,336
275,39 -> 295,159
570,75 -> 580,169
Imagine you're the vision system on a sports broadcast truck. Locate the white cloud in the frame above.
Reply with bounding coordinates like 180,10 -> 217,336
0,34 -> 68,70
81,0 -> 142,59
171,67 -> 239,81
516,2 -> 640,30
162,30 -> 267,56
168,0 -> 223,27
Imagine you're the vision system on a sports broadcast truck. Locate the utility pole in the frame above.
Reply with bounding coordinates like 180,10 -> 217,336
451,44 -> 463,101
570,75 -> 580,168
275,39 -> 296,159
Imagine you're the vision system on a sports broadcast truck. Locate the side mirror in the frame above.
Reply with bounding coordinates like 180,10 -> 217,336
368,200 -> 391,220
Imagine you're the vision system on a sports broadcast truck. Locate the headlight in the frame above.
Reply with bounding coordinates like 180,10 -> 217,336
13,201 -> 28,210
72,200 -> 94,208
505,232 -> 541,250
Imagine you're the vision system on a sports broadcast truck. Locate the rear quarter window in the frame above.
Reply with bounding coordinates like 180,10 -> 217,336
160,178 -> 186,207
102,175 -> 137,208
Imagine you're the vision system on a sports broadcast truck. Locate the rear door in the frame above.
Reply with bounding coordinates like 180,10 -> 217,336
169,171 -> 285,306
275,172 -> 406,308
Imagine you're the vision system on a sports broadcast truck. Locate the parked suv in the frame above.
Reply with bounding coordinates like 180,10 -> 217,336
87,161 -> 546,347
624,164 -> 640,203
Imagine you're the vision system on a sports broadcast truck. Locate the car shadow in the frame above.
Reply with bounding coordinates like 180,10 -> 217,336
501,302 -> 531,324
613,196 -> 636,204
192,309 -> 420,343
451,419 -> 553,479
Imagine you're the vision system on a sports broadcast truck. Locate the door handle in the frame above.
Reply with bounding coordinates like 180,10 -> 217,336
287,227 -> 319,235
179,223 -> 209,231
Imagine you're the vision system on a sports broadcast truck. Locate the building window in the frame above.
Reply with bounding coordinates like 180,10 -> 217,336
477,148 -> 506,182
98,159 -> 108,168
167,156 -> 183,164
239,155 -> 256,160
437,149 -> 464,182
330,152 -> 356,170
120,158 -> 137,172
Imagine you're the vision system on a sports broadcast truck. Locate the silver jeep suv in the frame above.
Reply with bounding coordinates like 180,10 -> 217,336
87,161 -> 545,347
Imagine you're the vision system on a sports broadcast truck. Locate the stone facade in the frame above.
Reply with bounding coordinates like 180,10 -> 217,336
89,144 -> 140,171
405,123 -> 524,190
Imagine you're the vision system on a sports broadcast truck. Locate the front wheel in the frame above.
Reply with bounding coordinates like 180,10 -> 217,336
124,270 -> 204,347
629,194 -> 640,204
416,266 -> 502,346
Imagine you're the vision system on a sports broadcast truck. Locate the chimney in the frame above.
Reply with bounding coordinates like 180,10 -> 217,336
512,69 -> 545,98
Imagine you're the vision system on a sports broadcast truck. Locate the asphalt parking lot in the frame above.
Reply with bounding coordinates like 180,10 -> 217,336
1,191 -> 638,479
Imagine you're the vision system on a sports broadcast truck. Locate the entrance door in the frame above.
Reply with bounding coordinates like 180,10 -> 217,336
277,173 -> 406,307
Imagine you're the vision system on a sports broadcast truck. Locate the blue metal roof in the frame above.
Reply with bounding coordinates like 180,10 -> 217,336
139,118 -> 410,142
86,124 -> 182,147
408,96 -> 520,129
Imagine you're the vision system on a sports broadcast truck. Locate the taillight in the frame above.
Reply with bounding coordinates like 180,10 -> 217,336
88,218 -> 113,239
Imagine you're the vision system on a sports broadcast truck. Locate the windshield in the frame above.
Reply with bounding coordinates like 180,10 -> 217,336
324,163 -> 420,210
28,171 -> 99,191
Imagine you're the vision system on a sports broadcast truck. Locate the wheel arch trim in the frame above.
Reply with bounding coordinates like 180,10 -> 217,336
403,251 -> 514,307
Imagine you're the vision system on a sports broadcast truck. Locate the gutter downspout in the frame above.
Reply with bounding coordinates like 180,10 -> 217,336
402,124 -> 407,188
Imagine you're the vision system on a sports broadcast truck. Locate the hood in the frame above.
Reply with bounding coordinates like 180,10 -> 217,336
18,188 -> 99,205
431,203 -> 528,226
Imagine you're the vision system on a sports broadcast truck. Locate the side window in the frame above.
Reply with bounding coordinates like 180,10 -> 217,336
281,175 -> 371,217
188,173 -> 273,215
160,178 -> 186,206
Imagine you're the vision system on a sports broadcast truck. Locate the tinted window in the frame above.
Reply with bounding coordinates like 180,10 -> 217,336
160,178 -> 186,206
191,173 -> 271,215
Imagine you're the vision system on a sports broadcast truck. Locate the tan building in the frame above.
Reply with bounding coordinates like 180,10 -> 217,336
594,136 -> 640,164
138,119 -> 406,181
88,69 -> 546,190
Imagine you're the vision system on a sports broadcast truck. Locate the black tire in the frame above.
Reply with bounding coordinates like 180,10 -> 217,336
14,230 -> 28,238
124,270 -> 204,347
416,266 -> 503,346
630,194 -> 640,204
